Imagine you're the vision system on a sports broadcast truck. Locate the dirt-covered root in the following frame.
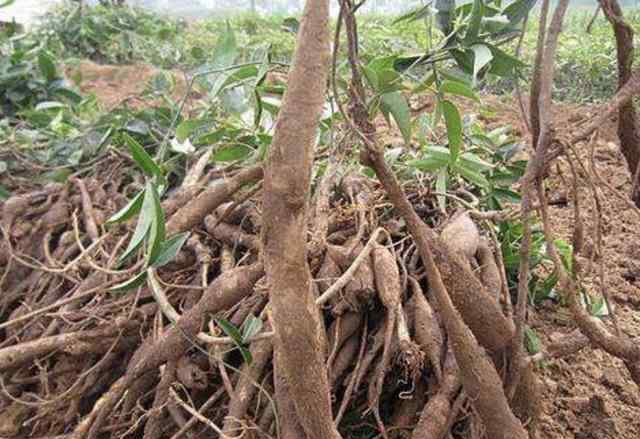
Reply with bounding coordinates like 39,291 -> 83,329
74,263 -> 265,438
409,277 -> 444,381
0,175 -> 563,439
511,360 -> 542,436
0,126 -> 584,439
0,321 -> 138,372
412,353 -> 461,439
389,378 -> 426,439
476,239 -> 502,302
356,146 -> 528,438
369,242 -> 407,437
363,150 -> 515,352
222,333 -> 274,436
166,164 -> 263,235
440,211 -> 480,259
327,311 -> 363,367
326,238 -> 377,314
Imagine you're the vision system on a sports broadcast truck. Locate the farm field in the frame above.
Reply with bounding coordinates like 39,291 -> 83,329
1,1 -> 640,438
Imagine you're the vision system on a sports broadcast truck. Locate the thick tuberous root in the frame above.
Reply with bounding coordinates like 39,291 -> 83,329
0,169 -> 534,439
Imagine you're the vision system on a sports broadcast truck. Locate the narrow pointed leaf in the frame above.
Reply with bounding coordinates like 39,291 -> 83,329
440,80 -> 478,101
38,52 -> 57,82
109,271 -> 148,294
151,232 -> 190,268
106,190 -> 144,225
241,315 -> 264,342
122,133 -> 163,178
146,183 -> 166,266
441,100 -> 462,160
118,186 -> 154,264
466,0 -> 483,43
471,44 -> 493,84
381,91 -> 412,145
216,317 -> 244,346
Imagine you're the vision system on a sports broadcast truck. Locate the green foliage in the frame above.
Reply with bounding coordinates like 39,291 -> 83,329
107,150 -> 189,291
0,36 -> 81,118
37,2 -> 187,67
487,8 -> 640,103
215,315 -> 265,365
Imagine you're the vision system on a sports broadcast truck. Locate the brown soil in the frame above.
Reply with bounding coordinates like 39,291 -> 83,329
64,60 -> 188,109
481,95 -> 640,439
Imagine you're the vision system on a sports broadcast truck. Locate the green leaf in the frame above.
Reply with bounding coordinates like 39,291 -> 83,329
176,119 -> 207,142
524,326 -> 541,354
151,232 -> 190,268
495,142 -> 526,161
492,187 -> 521,203
471,44 -> 493,84
503,0 -> 536,26
490,170 -> 521,186
587,295 -> 611,318
238,347 -> 253,366
554,239 -> 573,272
191,46 -> 205,61
254,44 -> 271,87
35,101 -> 66,111
212,21 -> 238,68
458,152 -> 493,173
363,56 -> 402,94
212,144 -> 253,162
126,120 -> 150,136
486,45 -> 526,77
109,271 -> 148,294
454,161 -> 490,188
106,190 -> 144,225
466,0 -> 483,43
380,92 -> 412,145
216,317 -> 254,364
409,146 -> 451,172
435,0 -> 456,34
440,80 -> 478,101
241,315 -> 264,342
118,186 -> 155,264
393,5 -> 431,24
195,129 -> 227,146
450,49 -> 474,76
281,17 -> 300,34
122,133 -> 163,179
146,183 -> 166,267
0,184 -> 10,201
440,69 -> 473,86
441,100 -> 462,160
38,52 -> 57,83
413,72 -> 436,93
213,65 -> 259,96
216,317 -> 244,345
482,15 -> 511,34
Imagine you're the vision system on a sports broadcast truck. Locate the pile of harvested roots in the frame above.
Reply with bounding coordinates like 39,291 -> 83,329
3,0 -> 640,438
0,151 -> 536,439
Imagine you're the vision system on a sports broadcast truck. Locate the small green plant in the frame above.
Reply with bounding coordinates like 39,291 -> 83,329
215,314 -> 264,365
107,134 -> 189,292
38,2 -> 186,67
0,39 -> 81,118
